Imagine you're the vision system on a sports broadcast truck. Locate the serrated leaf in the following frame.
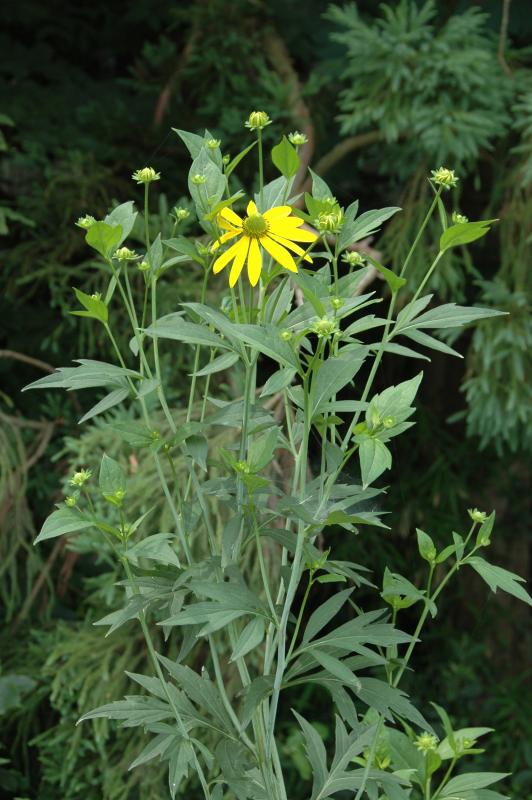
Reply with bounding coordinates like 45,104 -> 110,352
311,353 -> 365,417
144,313 -> 231,350
467,557 -> 532,606
99,453 -> 126,496
230,617 -> 265,661
303,589 -> 354,643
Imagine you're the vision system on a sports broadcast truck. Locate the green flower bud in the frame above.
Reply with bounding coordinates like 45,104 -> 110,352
76,214 -> 96,230
312,317 -> 338,338
431,167 -> 458,190
236,460 -> 251,474
415,732 -> 439,753
206,138 -> 221,149
131,166 -> 161,184
222,154 -> 231,166
280,330 -> 293,342
114,247 -> 139,261
173,207 -> 190,222
452,211 -> 468,224
69,469 -> 92,487
65,495 -> 77,508
137,260 -> 150,272
245,111 -> 272,131
288,131 -> 308,146
342,250 -> 365,267
315,208 -> 344,234
191,173 -> 207,185
383,416 -> 395,428
468,508 -> 487,524
105,488 -> 126,506
331,297 -> 344,310
90,292 -> 102,301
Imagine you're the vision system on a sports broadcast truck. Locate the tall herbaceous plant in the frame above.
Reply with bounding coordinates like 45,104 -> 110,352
26,113 -> 531,800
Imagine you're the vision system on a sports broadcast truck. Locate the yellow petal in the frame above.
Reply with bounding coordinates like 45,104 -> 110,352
229,238 -> 249,287
268,215 -> 305,229
268,232 -> 313,263
271,224 -> 318,243
219,207 -> 243,229
263,206 -> 292,221
247,238 -> 262,286
213,237 -> 245,274
261,236 -> 298,273
246,200 -> 258,217
211,229 -> 241,252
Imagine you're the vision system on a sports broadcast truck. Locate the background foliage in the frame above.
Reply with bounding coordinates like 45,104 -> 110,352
0,1 -> 530,798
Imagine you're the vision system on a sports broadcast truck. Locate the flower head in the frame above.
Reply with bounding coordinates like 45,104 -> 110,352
245,111 -> 272,131
342,251 -> 365,268
431,167 -> 458,190
132,167 -> 160,184
114,247 -> 139,261
206,138 -> 221,149
288,131 -> 308,147
191,173 -> 207,185
312,317 -> 338,338
315,209 -> 344,233
65,495 -> 77,507
415,732 -> 439,753
452,211 -> 468,224
76,214 -> 96,230
211,201 -> 318,287
69,469 -> 92,487
468,508 -> 487,524
173,207 -> 190,222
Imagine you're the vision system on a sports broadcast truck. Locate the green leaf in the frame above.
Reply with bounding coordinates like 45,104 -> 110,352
232,323 -> 299,369
338,206 -> 401,250
86,221 -> 122,259
107,420 -> 155,448
203,191 -> 245,221
359,438 -> 392,488
173,128 -> 205,159
400,328 -> 463,358
71,287 -> 108,324
225,141 -> 257,177
440,772 -> 509,797
0,674 -> 35,715
397,304 -> 505,333
309,168 -> 333,200
303,589 -> 354,643
144,314 -> 232,350
416,529 -> 437,563
125,534 -> 181,568
35,506 -> 95,544
271,136 -> 300,179
230,617 -> 265,661
105,201 -> 137,244
94,594 -> 152,635
310,650 -> 361,689
78,387 -> 130,424
193,352 -> 239,377
147,233 -> 163,274
476,511 -> 495,547
293,710 -> 328,792
260,367 -> 296,397
188,149 -> 225,214
311,353 -> 366,417
163,236 -> 205,264
99,453 -> 126,497
467,557 -> 532,606
437,727 -> 494,760
365,253 -> 406,294
439,219 -> 496,252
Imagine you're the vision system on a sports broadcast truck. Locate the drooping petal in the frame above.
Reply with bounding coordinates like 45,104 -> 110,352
270,223 -> 318,243
268,232 -> 313,262
219,207 -> 243,230
247,238 -> 262,286
246,200 -> 259,217
263,206 -> 293,221
211,229 -> 241,252
229,238 -> 249,287
213,236 -> 245,274
261,235 -> 298,273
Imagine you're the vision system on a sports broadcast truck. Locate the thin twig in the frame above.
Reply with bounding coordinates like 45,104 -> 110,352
0,349 -> 55,373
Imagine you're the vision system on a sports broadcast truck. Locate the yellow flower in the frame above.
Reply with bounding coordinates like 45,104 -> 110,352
212,200 -> 318,287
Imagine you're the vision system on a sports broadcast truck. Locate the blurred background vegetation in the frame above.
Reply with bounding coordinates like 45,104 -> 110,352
0,0 -> 530,798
